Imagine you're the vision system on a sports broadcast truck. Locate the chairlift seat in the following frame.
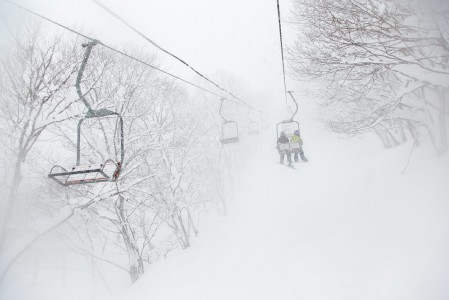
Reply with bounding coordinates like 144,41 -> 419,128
48,160 -> 121,186
220,137 -> 239,145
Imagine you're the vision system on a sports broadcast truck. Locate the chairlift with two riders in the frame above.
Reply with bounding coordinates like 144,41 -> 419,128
276,91 -> 301,154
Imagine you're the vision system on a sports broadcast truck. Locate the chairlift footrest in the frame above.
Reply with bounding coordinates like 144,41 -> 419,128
48,160 -> 121,186
220,137 -> 239,144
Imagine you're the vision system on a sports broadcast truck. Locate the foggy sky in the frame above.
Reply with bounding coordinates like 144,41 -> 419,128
0,0 -> 300,116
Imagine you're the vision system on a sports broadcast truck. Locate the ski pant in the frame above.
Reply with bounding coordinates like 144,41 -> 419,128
293,149 -> 307,162
280,151 -> 292,164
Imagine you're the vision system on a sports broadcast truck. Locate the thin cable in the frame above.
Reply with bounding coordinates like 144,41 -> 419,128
3,0 -> 92,40
91,0 -> 261,112
103,45 -> 244,106
276,0 -> 288,106
2,0 -> 247,108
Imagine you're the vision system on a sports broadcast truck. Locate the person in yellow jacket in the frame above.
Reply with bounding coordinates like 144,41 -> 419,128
290,130 -> 308,162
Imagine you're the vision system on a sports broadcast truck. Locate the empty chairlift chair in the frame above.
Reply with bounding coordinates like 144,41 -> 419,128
261,119 -> 268,130
48,41 -> 124,186
247,109 -> 260,135
219,98 -> 239,144
248,121 -> 260,135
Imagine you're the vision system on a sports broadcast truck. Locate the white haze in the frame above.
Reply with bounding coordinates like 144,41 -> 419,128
0,0 -> 295,113
0,0 -> 448,299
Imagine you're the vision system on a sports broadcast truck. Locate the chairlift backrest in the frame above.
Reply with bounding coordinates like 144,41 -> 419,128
221,121 -> 239,144
77,109 -> 124,165
276,120 -> 300,139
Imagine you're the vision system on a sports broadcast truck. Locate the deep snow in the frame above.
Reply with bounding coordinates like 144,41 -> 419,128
118,108 -> 449,300
1,102 -> 448,300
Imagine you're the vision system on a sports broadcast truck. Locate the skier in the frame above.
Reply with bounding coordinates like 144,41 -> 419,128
277,131 -> 292,166
290,129 -> 308,162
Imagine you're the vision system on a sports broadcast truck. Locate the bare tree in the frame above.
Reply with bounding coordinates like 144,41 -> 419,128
288,0 -> 449,154
0,22 -> 86,281
0,20 -> 241,288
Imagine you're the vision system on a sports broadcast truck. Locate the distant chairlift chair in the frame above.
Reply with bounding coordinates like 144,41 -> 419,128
48,41 -> 124,186
248,121 -> 260,135
261,120 -> 268,130
247,109 -> 260,135
219,98 -> 239,144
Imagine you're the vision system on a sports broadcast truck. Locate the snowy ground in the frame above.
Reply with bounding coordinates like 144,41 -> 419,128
2,102 -> 448,300
118,107 -> 449,300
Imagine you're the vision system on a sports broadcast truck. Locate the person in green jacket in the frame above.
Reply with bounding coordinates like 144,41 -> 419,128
290,129 -> 308,162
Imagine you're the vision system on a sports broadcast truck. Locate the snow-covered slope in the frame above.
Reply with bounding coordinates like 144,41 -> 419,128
119,106 -> 449,300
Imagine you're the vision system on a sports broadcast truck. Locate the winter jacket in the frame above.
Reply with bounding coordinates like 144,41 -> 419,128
290,135 -> 303,146
277,136 -> 289,144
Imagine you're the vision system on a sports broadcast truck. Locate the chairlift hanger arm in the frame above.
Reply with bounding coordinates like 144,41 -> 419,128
76,40 -> 99,113
219,98 -> 229,123
285,91 -> 298,122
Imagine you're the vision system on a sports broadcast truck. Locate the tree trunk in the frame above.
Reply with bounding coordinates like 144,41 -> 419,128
438,89 -> 448,156
177,214 -> 190,248
129,256 -> 145,283
0,154 -> 23,251
115,195 -> 145,282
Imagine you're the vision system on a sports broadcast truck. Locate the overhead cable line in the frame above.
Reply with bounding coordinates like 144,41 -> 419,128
2,0 -> 254,109
276,0 -> 288,106
91,0 -> 261,113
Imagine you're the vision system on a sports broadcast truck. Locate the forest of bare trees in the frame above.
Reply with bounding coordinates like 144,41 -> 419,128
0,23 -> 236,286
288,0 -> 449,155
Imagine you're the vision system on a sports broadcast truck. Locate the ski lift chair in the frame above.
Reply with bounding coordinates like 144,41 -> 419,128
247,108 -> 260,135
248,121 -> 260,135
48,41 -> 124,186
276,120 -> 301,153
221,121 -> 239,144
219,99 -> 239,145
276,91 -> 302,153
261,119 -> 268,130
